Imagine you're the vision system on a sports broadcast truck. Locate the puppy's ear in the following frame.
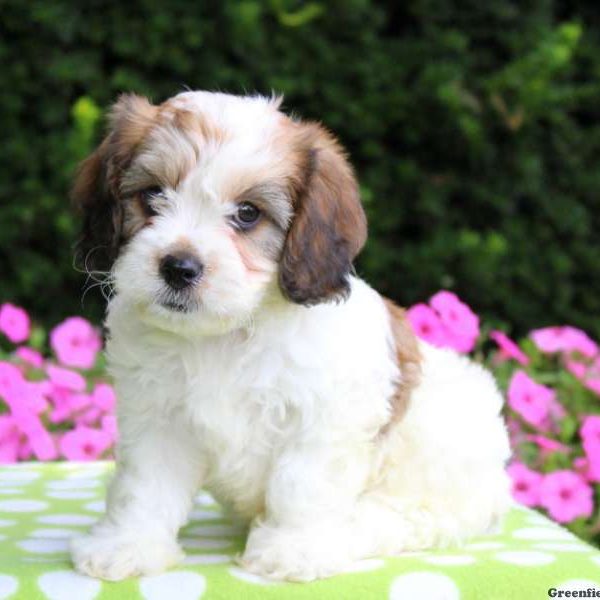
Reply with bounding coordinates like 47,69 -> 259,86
279,124 -> 367,305
72,94 -> 158,272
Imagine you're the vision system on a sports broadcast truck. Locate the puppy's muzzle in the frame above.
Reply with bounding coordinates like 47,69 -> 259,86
159,252 -> 204,290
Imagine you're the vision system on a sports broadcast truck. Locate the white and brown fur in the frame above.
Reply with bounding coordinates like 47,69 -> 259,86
70,90 -> 510,582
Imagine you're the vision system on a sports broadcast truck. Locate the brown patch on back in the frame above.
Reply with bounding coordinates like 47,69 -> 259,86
381,297 -> 422,433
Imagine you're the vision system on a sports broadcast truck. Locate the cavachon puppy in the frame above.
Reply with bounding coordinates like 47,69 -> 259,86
70,90 -> 511,582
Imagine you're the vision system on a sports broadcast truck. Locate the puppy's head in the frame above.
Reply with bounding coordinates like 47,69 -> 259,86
74,91 -> 366,334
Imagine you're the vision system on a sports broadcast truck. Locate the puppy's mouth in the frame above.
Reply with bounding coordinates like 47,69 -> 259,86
161,300 -> 192,313
155,290 -> 198,314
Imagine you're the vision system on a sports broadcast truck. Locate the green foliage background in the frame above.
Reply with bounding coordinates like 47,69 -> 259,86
1,0 -> 599,335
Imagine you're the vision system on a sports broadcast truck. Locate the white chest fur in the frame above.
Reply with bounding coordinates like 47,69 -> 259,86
104,278 -> 399,519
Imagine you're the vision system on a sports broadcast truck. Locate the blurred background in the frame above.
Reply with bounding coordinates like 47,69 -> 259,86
1,0 -> 599,335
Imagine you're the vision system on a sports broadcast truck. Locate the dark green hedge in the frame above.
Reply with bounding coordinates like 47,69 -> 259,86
1,0 -> 599,336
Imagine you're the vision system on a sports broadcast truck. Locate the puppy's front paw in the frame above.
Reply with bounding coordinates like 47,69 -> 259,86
71,530 -> 184,581
239,524 -> 351,582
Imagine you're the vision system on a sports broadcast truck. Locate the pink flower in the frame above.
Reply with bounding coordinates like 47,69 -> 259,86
50,317 -> 101,369
406,304 -> 448,347
0,416 -> 20,463
527,434 -> 568,454
101,414 -> 117,443
507,370 -> 555,429
565,359 -> 587,379
580,416 -> 600,459
490,331 -> 530,366
46,365 -> 86,392
15,347 -> 44,369
92,383 -> 116,412
507,462 -> 543,507
430,291 -> 480,353
17,414 -> 57,461
531,326 -> 598,358
0,303 -> 30,344
539,470 -> 594,523
574,457 -> 600,484
59,426 -> 113,461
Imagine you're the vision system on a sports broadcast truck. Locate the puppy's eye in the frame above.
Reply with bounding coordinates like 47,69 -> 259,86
138,186 -> 163,216
234,202 -> 261,229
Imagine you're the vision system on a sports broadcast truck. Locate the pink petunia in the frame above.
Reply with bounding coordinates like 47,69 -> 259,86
0,303 -> 30,344
527,434 -> 568,454
490,331 -> 530,366
46,365 -> 86,392
507,462 -> 543,507
539,470 -> 594,523
15,347 -> 44,369
574,457 -> 600,484
565,359 -> 587,380
92,383 -> 116,412
507,370 -> 555,429
101,414 -> 117,442
430,291 -> 480,353
17,413 -> 57,461
531,326 -> 598,358
580,416 -> 600,459
50,317 -> 102,369
406,304 -> 448,347
0,416 -> 20,463
75,406 -> 102,426
59,426 -> 113,461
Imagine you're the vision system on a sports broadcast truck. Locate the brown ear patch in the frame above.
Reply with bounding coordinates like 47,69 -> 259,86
279,123 -> 367,305
380,297 -> 422,433
72,94 -> 159,272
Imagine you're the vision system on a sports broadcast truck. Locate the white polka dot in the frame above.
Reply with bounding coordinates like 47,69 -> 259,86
23,557 -> 66,564
46,491 -> 98,500
423,555 -> 476,566
46,479 -> 100,490
0,470 -> 40,482
465,541 -> 505,551
183,554 -> 232,565
139,571 -> 206,600
38,570 -> 101,600
495,551 -> 555,566
65,468 -> 108,480
556,580 -> 600,593
83,501 -> 105,513
0,535 -> 6,541
38,514 -> 97,526
0,488 -> 21,495
180,537 -> 232,550
390,572 -> 460,600
0,499 -> 48,512
194,492 -> 217,506
0,574 -> 18,599
228,567 -> 277,585
342,558 -> 385,573
188,509 -> 224,521
30,528 -> 82,540
513,527 -> 576,541
0,520 -> 15,528
535,542 -> 592,553
18,538 -> 69,554
186,524 -> 244,537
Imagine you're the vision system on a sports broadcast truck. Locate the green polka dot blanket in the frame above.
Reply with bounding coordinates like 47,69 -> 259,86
0,462 -> 599,600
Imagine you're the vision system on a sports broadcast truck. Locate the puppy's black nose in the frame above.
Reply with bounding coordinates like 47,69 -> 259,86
159,253 -> 203,290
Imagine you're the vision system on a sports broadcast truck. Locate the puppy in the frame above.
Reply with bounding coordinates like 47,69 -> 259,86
70,90 -> 511,582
